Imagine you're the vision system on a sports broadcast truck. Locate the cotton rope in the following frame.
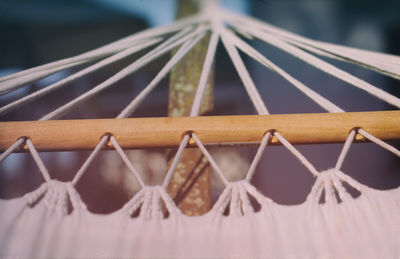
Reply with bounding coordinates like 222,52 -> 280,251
118,29 -> 207,118
221,8 -> 400,80
191,132 -> 230,185
109,135 -> 146,188
335,130 -> 357,170
273,131 -> 320,177
0,38 -> 163,116
229,21 -> 400,108
245,131 -> 271,182
229,29 -> 344,113
0,2 -> 400,258
25,138 -> 52,183
40,25 -> 208,121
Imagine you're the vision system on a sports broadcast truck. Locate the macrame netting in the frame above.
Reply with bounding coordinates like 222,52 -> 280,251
0,1 -> 400,258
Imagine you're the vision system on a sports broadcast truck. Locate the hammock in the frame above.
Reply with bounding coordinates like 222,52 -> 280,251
0,1 -> 399,258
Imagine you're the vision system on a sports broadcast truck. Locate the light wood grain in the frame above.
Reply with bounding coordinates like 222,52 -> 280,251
0,111 -> 399,152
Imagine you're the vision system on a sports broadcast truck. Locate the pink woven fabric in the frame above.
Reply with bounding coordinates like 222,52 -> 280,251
0,169 -> 399,258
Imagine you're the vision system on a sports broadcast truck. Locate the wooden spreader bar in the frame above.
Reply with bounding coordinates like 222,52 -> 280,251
0,111 -> 399,152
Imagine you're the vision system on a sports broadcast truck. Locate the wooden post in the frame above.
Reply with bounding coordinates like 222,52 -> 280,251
166,0 -> 214,216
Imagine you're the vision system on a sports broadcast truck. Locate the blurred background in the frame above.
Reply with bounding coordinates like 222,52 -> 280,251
0,0 -> 399,213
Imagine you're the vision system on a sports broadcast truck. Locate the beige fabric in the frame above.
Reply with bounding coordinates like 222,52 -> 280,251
0,169 -> 399,258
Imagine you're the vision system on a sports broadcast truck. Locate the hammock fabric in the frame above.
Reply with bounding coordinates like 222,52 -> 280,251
0,169 -> 399,258
1,1 -> 400,258
1,130 -> 400,258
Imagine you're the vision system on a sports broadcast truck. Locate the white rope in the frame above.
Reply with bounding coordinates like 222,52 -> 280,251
229,22 -> 400,109
40,25 -> 208,121
71,135 -> 109,186
221,9 -> 400,80
0,40 -> 143,95
0,138 -> 25,163
191,133 -> 229,185
109,136 -> 146,188
25,139 -> 51,183
229,29 -> 344,113
0,38 -> 162,116
358,129 -> 400,157
161,32 -> 220,186
335,130 -> 356,170
273,132 -> 319,177
284,38 -> 400,80
162,135 -> 190,189
217,24 -> 269,115
0,61 -> 87,95
190,31 -> 219,116
0,13 -> 205,93
118,31 -> 207,118
245,132 -> 271,182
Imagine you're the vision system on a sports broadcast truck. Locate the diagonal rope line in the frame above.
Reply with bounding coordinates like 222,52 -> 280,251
118,31 -> 207,118
0,40 -> 145,95
190,31 -> 219,116
191,133 -> 229,185
358,129 -> 400,157
40,25 -> 209,121
245,132 -> 271,182
0,138 -> 25,163
217,24 -> 269,115
0,61 -> 88,95
273,132 -> 319,177
221,9 -> 400,80
25,139 -> 51,183
109,136 -> 146,188
0,14 -> 204,91
279,37 -> 400,80
162,135 -> 190,189
230,21 -> 400,109
162,33 -> 219,188
71,135 -> 110,186
335,130 -> 356,170
229,28 -> 344,113
0,38 -> 162,117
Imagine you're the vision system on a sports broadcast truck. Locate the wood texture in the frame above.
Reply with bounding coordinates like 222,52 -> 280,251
166,0 -> 214,216
0,111 -> 399,152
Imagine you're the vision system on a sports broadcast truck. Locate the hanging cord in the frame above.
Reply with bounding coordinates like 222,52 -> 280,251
228,27 -> 344,113
222,9 -> 400,80
109,136 -> 146,188
335,130 -> 356,170
0,13 -> 205,95
162,135 -> 190,189
0,138 -> 25,163
0,138 -> 51,183
40,25 -> 209,121
162,31 -> 220,188
25,139 -> 51,183
118,30 -> 208,118
191,133 -> 229,185
189,31 -> 219,116
71,134 -> 110,186
245,132 -> 271,182
358,129 -> 400,157
228,20 -> 400,109
335,128 -> 400,172
273,132 -> 319,177
0,38 -> 162,117
217,23 -> 269,115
